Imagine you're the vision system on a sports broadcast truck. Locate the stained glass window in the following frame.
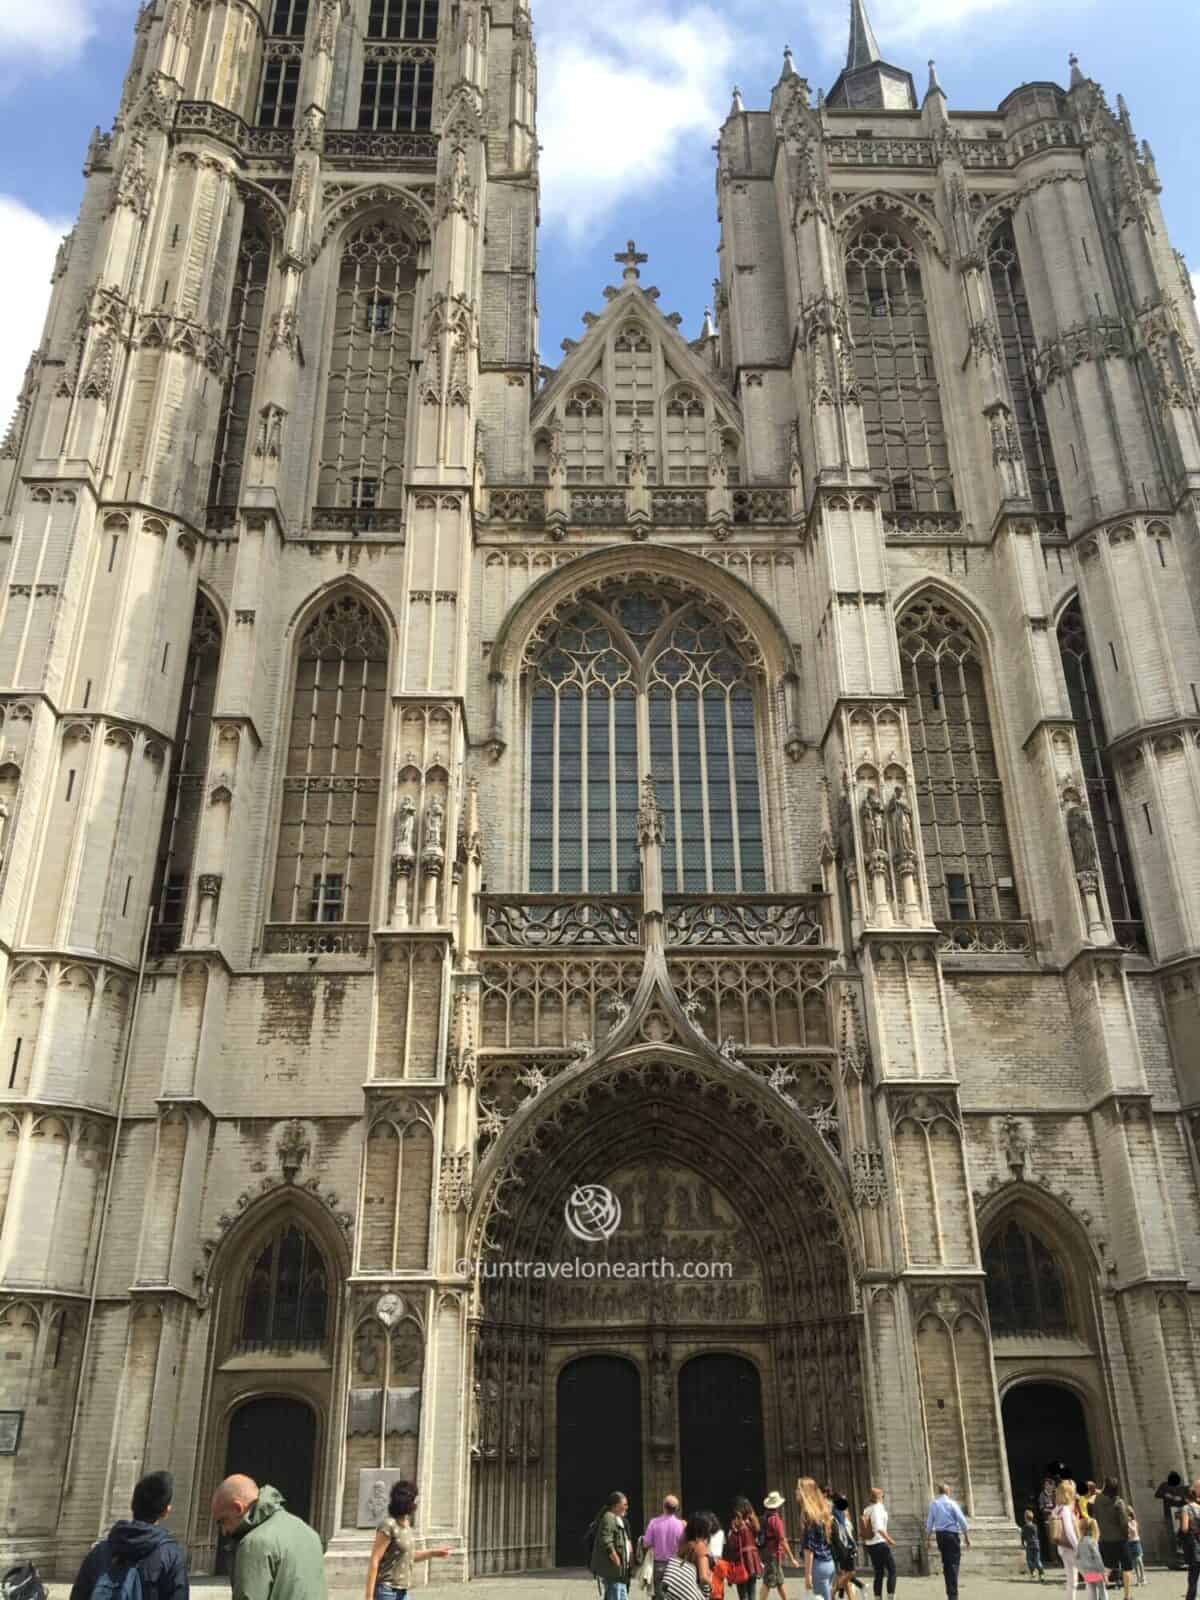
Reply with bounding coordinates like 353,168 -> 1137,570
240,1224 -> 328,1346
983,1219 -> 1071,1336
270,595 -> 388,925
847,228 -> 955,514
528,585 -> 765,893
989,224 -> 1062,513
898,597 -> 1017,921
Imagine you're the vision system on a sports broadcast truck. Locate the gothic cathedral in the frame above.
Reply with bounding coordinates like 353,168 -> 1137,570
0,0 -> 1198,1578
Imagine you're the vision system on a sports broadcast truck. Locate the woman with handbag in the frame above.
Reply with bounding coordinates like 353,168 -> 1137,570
729,1500 -> 763,1600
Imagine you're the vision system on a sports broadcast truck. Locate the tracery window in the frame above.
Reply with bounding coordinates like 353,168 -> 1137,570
528,585 -> 765,894
240,1223 -> 329,1348
563,388 -> 605,483
1057,598 -> 1141,929
988,224 -> 1062,513
367,0 -> 439,38
149,596 -> 222,955
358,55 -> 435,131
317,220 -> 416,510
270,595 -> 388,927
209,221 -> 270,512
665,389 -> 707,484
846,228 -> 955,513
898,597 -> 1018,922
983,1219 -> 1071,1336
613,326 -> 657,482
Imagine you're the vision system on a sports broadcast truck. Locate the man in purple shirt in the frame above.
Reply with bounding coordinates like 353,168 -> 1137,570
641,1496 -> 686,1600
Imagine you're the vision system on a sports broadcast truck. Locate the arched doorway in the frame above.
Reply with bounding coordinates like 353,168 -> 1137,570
679,1354 -> 765,1522
216,1396 -> 317,1571
555,1356 -> 643,1567
1002,1383 -> 1093,1524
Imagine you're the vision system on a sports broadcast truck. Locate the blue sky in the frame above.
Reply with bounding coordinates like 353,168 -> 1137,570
0,0 -> 1197,414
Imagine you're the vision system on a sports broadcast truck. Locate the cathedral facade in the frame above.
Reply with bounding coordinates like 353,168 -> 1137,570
0,0 -> 1199,1578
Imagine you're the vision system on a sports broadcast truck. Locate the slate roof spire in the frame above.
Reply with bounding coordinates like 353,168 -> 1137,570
826,0 -> 917,111
846,0 -> 882,70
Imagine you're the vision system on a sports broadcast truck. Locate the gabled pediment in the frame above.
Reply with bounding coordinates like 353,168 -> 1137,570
532,279 -> 743,487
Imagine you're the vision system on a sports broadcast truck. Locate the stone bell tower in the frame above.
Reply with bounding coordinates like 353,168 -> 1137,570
0,0 -> 537,1573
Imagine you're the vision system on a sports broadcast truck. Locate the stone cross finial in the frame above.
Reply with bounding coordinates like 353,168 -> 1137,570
615,239 -> 648,282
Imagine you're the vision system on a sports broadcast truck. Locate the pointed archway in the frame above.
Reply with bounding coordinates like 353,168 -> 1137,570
466,1042 -> 865,1575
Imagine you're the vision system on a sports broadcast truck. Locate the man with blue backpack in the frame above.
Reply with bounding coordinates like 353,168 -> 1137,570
68,1471 -> 188,1600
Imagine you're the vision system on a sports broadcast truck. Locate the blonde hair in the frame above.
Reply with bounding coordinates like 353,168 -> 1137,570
1023,1510 -> 1034,1523
795,1478 -> 832,1538
1054,1480 -> 1077,1508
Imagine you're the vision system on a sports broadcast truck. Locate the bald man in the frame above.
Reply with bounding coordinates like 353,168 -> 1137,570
212,1475 -> 327,1600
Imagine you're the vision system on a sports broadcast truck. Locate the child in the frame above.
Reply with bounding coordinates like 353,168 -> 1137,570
1076,1518 -> 1106,1600
1021,1510 -> 1044,1581
1125,1513 -> 1145,1586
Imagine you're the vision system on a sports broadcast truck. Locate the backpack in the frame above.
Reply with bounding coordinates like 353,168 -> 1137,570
91,1565 -> 143,1600
585,1515 -> 601,1564
755,1527 -> 767,1552
1,1567 -> 46,1600
830,1518 -> 856,1561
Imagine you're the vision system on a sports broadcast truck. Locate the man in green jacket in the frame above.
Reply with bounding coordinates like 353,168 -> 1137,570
591,1492 -> 633,1600
212,1477 -> 328,1600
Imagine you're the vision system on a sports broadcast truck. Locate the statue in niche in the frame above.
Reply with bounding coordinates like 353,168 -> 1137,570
860,788 -> 886,858
672,1183 -> 695,1229
367,1479 -> 388,1523
694,1183 -> 718,1226
425,797 -> 445,854
887,784 -> 915,858
394,795 -> 416,858
1067,805 -> 1099,874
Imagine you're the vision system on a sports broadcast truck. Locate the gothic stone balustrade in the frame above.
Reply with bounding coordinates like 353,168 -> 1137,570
478,486 -> 795,531
481,893 -> 828,951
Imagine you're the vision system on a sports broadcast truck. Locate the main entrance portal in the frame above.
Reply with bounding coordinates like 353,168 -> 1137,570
468,1053 -> 868,1576
555,1357 -> 644,1567
679,1355 -> 766,1523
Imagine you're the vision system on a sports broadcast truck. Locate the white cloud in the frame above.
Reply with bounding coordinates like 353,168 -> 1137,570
0,196 -> 69,427
0,0 -> 98,68
535,0 -> 736,240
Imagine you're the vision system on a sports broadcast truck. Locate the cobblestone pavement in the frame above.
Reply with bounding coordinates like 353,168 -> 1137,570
42,1567 -> 1192,1600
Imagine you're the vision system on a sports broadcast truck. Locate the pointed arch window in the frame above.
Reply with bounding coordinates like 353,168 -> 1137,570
270,595 -> 388,927
528,584 -> 765,894
257,44 -> 302,128
317,220 -> 417,513
269,0 -> 309,33
983,1218 -> 1071,1336
664,389 -> 707,485
239,1223 -> 329,1349
562,387 -> 605,483
847,228 -> 955,513
209,221 -> 270,513
149,596 -> 222,956
898,597 -> 1017,922
1057,598 -> 1142,939
988,223 -> 1062,513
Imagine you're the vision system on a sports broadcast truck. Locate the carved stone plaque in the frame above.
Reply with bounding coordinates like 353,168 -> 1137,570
357,1468 -> 402,1529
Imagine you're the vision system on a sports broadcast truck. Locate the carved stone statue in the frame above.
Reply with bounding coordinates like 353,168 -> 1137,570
860,788 -> 886,858
425,797 -> 445,854
394,795 -> 416,858
887,784 -> 916,858
1067,805 -> 1099,874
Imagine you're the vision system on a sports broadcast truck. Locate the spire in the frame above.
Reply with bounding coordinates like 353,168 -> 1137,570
846,0 -> 882,70
701,307 -> 716,340
925,59 -> 945,100
781,44 -> 796,79
729,85 -> 745,117
1068,52 -> 1085,88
